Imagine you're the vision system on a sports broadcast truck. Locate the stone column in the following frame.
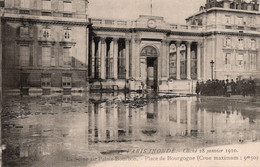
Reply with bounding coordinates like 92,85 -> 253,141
86,28 -> 89,69
130,37 -> 135,78
113,38 -> 119,79
100,37 -> 106,79
125,39 -> 130,79
166,40 -> 170,79
91,38 -> 95,78
161,40 -> 170,79
176,41 -> 181,80
109,39 -> 114,78
135,38 -> 141,79
186,41 -> 191,80
197,42 -> 201,80
97,39 -> 101,78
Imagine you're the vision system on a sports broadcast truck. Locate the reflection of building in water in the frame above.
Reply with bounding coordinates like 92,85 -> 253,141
87,97 -> 255,143
5,94 -> 89,158
3,95 -> 259,161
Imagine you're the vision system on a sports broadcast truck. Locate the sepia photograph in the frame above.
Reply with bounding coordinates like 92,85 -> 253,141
0,0 -> 259,166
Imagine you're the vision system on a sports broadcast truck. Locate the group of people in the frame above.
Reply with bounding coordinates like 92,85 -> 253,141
196,78 -> 257,96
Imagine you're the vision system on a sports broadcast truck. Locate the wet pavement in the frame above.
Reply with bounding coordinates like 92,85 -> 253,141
1,92 -> 260,167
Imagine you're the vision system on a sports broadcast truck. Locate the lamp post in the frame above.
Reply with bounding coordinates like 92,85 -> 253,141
210,60 -> 214,80
124,69 -> 127,101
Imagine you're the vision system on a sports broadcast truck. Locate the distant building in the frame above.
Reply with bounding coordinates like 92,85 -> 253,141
1,0 -> 260,93
1,0 -> 90,93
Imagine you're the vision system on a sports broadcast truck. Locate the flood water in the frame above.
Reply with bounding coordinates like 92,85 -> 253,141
1,92 -> 260,167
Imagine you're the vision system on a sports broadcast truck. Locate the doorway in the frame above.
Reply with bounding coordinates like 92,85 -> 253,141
146,57 -> 157,90
140,45 -> 159,90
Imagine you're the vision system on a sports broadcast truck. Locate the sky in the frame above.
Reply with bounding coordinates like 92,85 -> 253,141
88,0 -> 206,24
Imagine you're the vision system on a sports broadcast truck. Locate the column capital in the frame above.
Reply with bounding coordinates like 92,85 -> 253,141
125,37 -> 131,41
125,38 -> 131,44
196,41 -> 203,45
185,41 -> 192,47
112,37 -> 119,42
162,39 -> 170,45
99,36 -> 106,43
135,38 -> 141,43
175,41 -> 182,47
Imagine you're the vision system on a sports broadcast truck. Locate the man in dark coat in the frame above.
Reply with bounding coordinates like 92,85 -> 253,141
196,81 -> 201,95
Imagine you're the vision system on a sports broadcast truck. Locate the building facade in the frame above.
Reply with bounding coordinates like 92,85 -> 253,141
89,0 -> 260,92
1,0 -> 260,93
1,0 -> 90,93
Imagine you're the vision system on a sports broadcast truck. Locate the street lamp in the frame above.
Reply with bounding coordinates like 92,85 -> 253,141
210,60 -> 214,80
124,69 -> 127,101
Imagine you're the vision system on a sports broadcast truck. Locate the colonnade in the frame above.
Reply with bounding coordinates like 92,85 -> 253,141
89,36 -> 203,81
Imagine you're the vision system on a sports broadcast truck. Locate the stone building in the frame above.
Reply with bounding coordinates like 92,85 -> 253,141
1,0 -> 90,93
89,0 -> 260,92
187,0 -> 260,82
0,0 -> 260,93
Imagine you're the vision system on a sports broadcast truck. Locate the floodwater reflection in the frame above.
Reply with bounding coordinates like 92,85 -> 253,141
1,93 -> 260,166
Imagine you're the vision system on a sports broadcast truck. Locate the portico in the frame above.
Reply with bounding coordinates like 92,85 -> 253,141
89,15 -> 204,92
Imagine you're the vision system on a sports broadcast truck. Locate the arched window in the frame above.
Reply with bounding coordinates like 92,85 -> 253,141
141,46 -> 158,57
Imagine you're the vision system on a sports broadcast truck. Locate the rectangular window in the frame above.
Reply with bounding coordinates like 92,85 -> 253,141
237,17 -> 243,25
20,45 -> 30,66
225,53 -> 231,69
169,53 -> 177,79
42,0 -> 51,10
42,47 -> 51,66
250,54 -> 257,70
225,16 -> 231,24
41,73 -> 51,88
236,54 -> 244,70
63,47 -> 72,66
21,0 -> 30,8
238,38 -> 244,49
42,28 -> 51,39
20,26 -> 29,37
250,39 -> 256,50
63,1 -> 72,12
64,29 -> 71,40
225,38 -> 232,48
62,76 -> 72,88
249,17 -> 256,26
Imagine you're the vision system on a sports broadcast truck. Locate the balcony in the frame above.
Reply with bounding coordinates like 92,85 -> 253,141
91,18 -> 203,32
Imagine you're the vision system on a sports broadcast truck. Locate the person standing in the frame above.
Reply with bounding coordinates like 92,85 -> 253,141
196,81 -> 201,96
231,79 -> 236,95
